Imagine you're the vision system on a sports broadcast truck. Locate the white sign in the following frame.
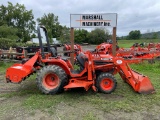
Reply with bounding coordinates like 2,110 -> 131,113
70,13 -> 117,28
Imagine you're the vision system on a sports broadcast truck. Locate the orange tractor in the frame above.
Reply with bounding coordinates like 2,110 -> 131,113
5,25 -> 155,94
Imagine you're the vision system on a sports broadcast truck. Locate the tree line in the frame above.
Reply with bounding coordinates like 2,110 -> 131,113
119,30 -> 159,40
0,2 -> 158,49
0,2 -> 112,48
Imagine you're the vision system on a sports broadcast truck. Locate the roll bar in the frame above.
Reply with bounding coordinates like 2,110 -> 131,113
37,25 -> 51,59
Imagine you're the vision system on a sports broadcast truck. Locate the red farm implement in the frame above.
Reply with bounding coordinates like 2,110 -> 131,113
94,42 -> 160,61
63,43 -> 82,56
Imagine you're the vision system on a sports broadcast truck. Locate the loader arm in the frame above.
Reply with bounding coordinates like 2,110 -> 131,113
114,57 -> 155,94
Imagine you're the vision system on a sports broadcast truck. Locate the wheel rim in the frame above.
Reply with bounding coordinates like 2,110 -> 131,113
43,73 -> 59,89
100,78 -> 113,91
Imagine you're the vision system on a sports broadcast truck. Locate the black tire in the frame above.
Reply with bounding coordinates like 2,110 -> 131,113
36,65 -> 68,95
96,73 -> 117,94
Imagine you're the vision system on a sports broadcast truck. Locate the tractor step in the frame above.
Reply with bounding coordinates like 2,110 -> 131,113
64,80 -> 93,91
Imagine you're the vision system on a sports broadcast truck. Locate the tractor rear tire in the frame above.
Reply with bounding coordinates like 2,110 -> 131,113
96,73 -> 117,94
36,65 -> 68,95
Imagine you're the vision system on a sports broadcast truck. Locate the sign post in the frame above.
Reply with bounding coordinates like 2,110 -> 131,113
112,27 -> 117,56
70,27 -> 74,65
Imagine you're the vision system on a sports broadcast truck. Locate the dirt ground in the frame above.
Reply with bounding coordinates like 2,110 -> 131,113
0,45 -> 160,120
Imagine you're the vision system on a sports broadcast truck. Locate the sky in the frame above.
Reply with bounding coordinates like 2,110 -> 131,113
1,0 -> 160,36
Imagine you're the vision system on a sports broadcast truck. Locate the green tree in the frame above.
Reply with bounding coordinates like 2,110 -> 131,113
128,30 -> 141,40
0,24 -> 18,39
59,26 -> 70,44
31,33 -> 37,38
0,38 -> 16,49
0,2 -> 36,42
88,28 -> 109,44
74,29 -> 89,43
152,32 -> 158,39
37,13 -> 62,42
0,5 -> 7,26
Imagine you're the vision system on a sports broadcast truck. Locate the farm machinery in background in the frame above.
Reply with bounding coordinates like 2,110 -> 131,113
0,44 -> 57,60
132,42 -> 160,50
5,25 -> 155,95
63,43 -> 82,56
62,41 -> 160,64
15,46 -> 39,59
79,42 -> 160,62
15,45 -> 57,59
117,42 -> 160,61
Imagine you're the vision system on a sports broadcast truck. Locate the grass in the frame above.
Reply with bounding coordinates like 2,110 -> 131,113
118,39 -> 160,48
1,60 -> 160,114
0,62 -> 14,72
1,41 -> 160,118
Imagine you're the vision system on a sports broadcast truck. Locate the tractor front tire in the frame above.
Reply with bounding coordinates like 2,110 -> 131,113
96,73 -> 117,94
36,65 -> 68,95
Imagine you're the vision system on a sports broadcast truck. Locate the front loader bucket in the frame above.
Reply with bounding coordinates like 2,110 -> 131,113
116,59 -> 155,94
129,70 -> 155,94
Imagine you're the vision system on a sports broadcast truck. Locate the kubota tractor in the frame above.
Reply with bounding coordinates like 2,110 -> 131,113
5,25 -> 155,95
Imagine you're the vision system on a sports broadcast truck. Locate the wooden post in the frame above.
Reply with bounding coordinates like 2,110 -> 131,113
24,50 -> 28,58
112,27 -> 117,56
0,50 -> 1,61
9,47 -> 13,59
70,27 -> 74,65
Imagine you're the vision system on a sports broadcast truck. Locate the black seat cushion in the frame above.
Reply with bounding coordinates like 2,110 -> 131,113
76,53 -> 86,70
50,47 -> 57,57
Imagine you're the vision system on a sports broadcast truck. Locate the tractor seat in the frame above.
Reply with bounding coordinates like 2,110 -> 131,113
76,52 -> 86,70
71,52 -> 86,74
50,47 -> 57,57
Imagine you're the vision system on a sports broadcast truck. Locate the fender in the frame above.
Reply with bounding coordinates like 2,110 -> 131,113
41,58 -> 71,75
